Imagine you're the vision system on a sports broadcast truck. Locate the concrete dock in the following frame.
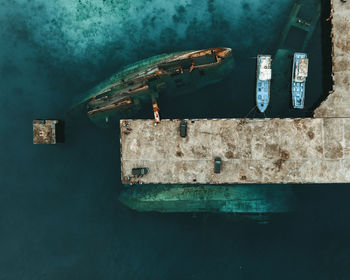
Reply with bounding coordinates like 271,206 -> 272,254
121,118 -> 350,184
121,0 -> 350,185
33,120 -> 63,144
314,0 -> 350,118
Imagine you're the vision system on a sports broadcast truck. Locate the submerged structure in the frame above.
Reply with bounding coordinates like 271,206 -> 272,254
76,47 -> 233,126
120,185 -> 296,222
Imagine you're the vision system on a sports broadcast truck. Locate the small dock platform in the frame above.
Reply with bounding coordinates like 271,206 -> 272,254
33,120 -> 64,144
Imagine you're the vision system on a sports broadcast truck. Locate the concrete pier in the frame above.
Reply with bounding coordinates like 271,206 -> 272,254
120,0 -> 350,185
314,0 -> 350,118
121,118 -> 350,184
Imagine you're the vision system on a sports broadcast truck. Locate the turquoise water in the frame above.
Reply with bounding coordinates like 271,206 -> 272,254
1,0 -> 350,279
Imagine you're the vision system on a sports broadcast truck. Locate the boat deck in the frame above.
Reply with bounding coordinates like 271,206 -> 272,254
256,55 -> 271,112
292,53 -> 308,109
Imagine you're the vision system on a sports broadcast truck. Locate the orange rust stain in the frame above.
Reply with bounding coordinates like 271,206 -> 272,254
154,69 -> 164,75
175,47 -> 231,61
88,98 -> 133,115
126,84 -> 149,94
189,61 -> 195,72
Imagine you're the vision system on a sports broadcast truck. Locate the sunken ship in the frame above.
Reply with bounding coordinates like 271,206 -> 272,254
119,185 -> 296,222
76,47 -> 233,125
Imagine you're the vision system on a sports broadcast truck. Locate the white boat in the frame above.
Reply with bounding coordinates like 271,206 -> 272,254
292,53 -> 308,109
256,55 -> 272,113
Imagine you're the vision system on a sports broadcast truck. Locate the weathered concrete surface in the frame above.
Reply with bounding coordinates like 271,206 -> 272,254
314,0 -> 350,117
33,120 -> 59,144
121,118 -> 350,184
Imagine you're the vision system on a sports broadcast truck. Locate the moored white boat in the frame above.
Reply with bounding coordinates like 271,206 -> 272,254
292,52 -> 308,109
256,55 -> 272,113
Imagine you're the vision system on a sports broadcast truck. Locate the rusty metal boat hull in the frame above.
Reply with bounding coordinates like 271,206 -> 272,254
75,48 -> 234,126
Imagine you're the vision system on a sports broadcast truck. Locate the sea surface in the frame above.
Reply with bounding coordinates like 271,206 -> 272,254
1,0 -> 350,279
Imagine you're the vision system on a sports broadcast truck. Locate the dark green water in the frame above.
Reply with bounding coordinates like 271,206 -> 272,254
1,0 -> 350,279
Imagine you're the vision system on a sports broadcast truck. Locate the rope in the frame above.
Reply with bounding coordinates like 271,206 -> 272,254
245,105 -> 257,118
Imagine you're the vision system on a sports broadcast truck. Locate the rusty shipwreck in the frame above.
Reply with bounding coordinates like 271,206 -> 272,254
76,47 -> 234,126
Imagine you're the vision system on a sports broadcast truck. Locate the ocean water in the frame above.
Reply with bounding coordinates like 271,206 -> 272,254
1,0 -> 350,279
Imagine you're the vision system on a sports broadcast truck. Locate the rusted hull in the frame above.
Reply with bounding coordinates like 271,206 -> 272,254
77,48 -> 234,126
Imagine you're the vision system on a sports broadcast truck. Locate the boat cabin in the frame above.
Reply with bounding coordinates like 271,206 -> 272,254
295,58 -> 308,82
258,57 -> 272,81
